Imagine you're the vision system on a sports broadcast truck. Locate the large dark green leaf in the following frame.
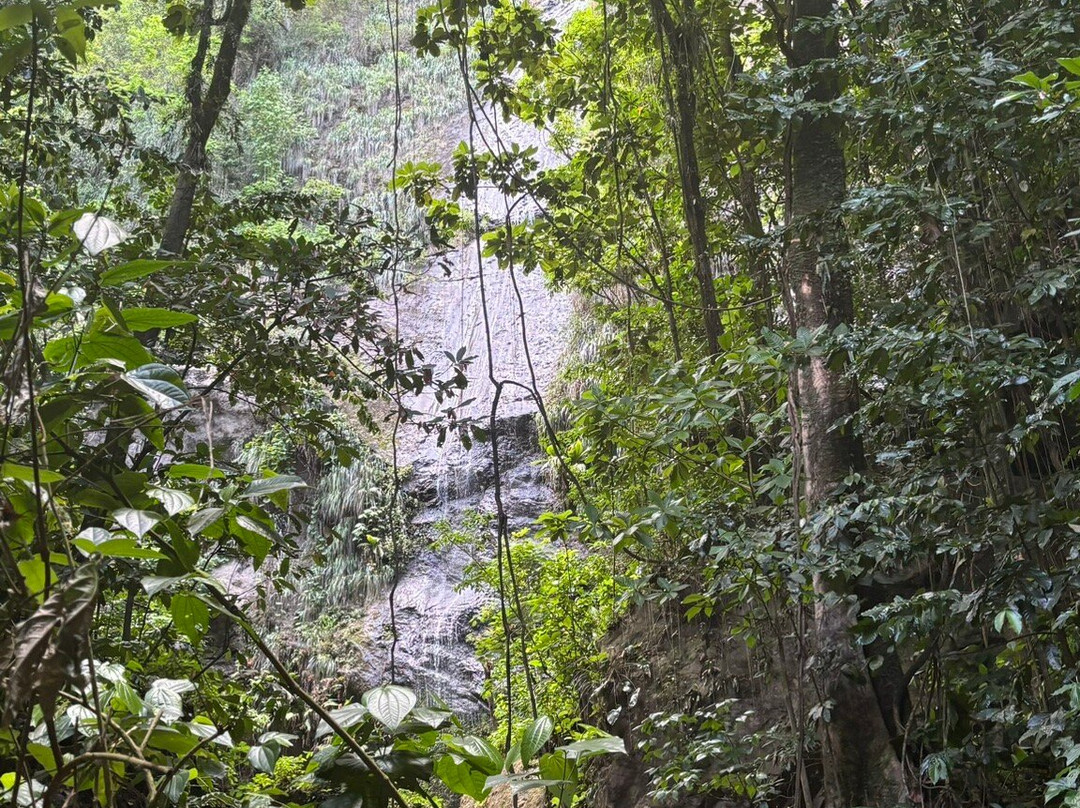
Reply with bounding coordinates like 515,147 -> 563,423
123,364 -> 190,409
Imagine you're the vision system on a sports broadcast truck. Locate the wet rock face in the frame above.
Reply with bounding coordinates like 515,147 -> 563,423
357,414 -> 556,724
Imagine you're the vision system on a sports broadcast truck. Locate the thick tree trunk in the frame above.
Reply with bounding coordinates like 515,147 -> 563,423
785,0 -> 908,805
161,0 -> 253,255
650,0 -> 722,355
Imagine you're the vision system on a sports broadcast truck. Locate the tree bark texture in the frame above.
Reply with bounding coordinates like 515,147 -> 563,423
785,0 -> 908,804
649,0 -> 722,355
161,0 -> 253,255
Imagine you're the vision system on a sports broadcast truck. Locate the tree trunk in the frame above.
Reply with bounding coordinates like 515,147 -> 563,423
161,0 -> 253,255
649,0 -> 722,355
785,0 -> 908,804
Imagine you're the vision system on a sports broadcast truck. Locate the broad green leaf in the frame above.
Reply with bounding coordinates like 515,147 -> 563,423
1,462 -> 64,484
168,463 -> 224,480
92,661 -> 127,683
145,728 -> 200,755
189,718 -> 232,747
447,735 -> 503,775
519,715 -> 553,764
187,507 -> 224,536
0,37 -> 32,80
483,772 -> 567,796
123,364 -> 190,409
119,308 -> 197,331
54,7 -> 87,64
100,259 -> 191,287
435,755 -> 489,802
144,678 -> 195,722
27,742 -> 57,773
315,703 -> 369,737
112,508 -> 161,539
538,751 -> 578,805
248,744 -> 279,773
75,527 -> 111,545
111,680 -> 143,715
241,475 -> 308,499
994,608 -> 1022,635
43,332 -> 154,370
162,768 -> 190,803
259,731 -> 298,745
0,5 -> 32,31
73,537 -> 166,560
557,735 -> 626,760
148,487 -> 195,516
170,592 -> 210,644
142,575 -> 187,596
1058,57 -> 1080,76
233,515 -> 274,567
410,706 -> 453,730
73,213 -> 128,255
17,558 -> 50,596
363,684 -> 416,731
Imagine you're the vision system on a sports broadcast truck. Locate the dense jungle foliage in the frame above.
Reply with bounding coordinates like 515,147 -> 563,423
3,0 -> 1080,806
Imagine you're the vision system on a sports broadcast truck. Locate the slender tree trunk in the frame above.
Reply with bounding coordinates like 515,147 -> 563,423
161,0 -> 253,255
650,0 -> 722,355
785,0 -> 908,804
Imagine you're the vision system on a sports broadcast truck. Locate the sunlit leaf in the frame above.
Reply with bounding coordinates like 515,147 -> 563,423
73,213 -> 128,256
363,684 -> 416,731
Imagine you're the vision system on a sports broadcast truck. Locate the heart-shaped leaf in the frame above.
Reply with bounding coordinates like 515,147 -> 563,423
363,685 -> 416,731
112,508 -> 161,539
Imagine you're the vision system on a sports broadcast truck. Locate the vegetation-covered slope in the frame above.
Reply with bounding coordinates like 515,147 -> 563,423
4,0 -> 1080,807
